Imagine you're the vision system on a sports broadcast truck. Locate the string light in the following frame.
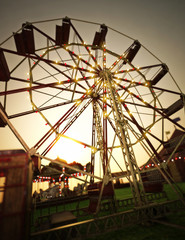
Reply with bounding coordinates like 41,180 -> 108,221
87,89 -> 91,94
91,147 -> 96,153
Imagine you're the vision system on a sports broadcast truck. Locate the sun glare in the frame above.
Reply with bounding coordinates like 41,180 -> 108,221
51,137 -> 90,164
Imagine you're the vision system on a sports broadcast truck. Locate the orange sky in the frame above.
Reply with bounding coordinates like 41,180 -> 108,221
0,0 -> 184,175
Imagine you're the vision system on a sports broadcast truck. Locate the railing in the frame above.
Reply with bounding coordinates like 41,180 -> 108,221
31,191 -> 168,233
30,199 -> 185,240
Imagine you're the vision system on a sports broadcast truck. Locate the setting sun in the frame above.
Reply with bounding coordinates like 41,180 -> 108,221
50,136 -> 90,164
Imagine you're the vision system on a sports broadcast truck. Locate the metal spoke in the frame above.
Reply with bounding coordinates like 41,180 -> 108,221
1,18 -> 185,230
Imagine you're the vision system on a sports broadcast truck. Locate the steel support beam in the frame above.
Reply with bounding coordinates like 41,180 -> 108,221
103,69 -> 146,206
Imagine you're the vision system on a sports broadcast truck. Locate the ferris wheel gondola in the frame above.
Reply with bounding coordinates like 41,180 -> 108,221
0,17 -> 185,210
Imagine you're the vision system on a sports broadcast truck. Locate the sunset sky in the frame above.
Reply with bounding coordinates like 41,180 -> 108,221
0,0 -> 184,174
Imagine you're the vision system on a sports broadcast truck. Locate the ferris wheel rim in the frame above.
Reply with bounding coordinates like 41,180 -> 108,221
0,17 -> 184,162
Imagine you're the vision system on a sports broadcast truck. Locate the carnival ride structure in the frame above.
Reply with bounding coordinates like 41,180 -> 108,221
0,16 -> 185,239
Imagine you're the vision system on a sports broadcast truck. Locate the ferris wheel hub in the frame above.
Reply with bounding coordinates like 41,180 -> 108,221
99,68 -> 112,79
0,18 -> 184,212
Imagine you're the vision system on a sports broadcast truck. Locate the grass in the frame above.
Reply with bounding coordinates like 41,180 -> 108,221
164,182 -> 185,200
115,187 -> 132,200
86,182 -> 185,240
86,212 -> 185,240
31,182 -> 185,238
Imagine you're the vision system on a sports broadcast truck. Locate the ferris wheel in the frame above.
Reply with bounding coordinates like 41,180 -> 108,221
0,17 -> 184,206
